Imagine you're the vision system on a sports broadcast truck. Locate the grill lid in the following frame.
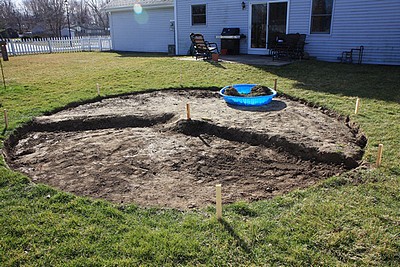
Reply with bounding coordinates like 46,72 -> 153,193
221,28 -> 240,36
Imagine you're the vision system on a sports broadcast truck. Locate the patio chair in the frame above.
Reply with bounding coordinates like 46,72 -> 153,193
271,33 -> 300,61
190,33 -> 219,60
269,33 -> 287,60
292,34 -> 307,59
340,46 -> 364,64
270,33 -> 306,61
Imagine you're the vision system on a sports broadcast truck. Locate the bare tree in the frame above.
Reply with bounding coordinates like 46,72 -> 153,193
87,0 -> 110,30
69,0 -> 92,26
0,0 -> 110,37
0,0 -> 24,34
23,0 -> 66,36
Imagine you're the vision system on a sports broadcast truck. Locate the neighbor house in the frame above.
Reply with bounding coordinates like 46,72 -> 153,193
105,0 -> 400,65
61,28 -> 76,38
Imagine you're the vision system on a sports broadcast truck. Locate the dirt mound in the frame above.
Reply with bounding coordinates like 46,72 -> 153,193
4,89 -> 366,210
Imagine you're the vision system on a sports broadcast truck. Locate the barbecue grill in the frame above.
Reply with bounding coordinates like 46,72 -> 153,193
216,28 -> 246,55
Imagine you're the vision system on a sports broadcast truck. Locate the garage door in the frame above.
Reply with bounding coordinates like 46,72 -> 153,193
110,7 -> 174,53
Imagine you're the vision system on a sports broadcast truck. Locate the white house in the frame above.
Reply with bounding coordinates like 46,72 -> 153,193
105,0 -> 400,65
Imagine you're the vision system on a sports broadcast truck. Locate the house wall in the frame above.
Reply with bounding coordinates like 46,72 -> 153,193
176,0 -> 248,55
303,0 -> 400,65
61,28 -> 76,38
176,0 -> 400,65
110,7 -> 174,53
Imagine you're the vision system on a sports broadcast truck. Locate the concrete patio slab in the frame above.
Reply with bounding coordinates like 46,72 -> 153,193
176,54 -> 292,66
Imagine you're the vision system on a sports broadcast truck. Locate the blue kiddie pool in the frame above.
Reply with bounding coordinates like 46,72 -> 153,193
219,84 -> 277,106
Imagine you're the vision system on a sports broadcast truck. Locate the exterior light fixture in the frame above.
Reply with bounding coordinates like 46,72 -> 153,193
242,1 -> 246,10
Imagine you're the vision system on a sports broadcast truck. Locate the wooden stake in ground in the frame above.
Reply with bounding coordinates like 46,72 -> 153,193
274,79 -> 277,91
216,184 -> 222,220
3,109 -> 8,129
0,59 -> 5,90
97,83 -> 100,96
355,97 -> 360,114
180,66 -> 183,86
186,103 -> 191,120
376,144 -> 383,167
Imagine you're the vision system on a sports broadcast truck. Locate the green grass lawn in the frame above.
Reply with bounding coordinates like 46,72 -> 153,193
0,52 -> 399,266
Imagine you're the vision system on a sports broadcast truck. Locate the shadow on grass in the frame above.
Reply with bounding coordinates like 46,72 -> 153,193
204,59 -> 227,69
219,218 -> 252,254
255,60 -> 400,103
112,51 -> 171,58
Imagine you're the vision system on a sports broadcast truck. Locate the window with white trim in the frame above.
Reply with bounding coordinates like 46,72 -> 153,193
192,4 -> 206,25
310,0 -> 333,33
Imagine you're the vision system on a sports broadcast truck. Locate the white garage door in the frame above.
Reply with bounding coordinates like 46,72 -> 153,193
110,7 -> 174,53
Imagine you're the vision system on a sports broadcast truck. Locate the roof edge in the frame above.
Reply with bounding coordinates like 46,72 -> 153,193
104,1 -> 174,12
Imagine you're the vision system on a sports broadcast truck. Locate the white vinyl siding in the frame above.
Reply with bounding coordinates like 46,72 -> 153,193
287,0 -> 310,33
176,0 -> 248,55
110,7 -> 174,53
284,0 -> 400,64
305,0 -> 400,64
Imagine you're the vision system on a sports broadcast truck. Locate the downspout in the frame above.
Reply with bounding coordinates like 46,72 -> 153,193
174,0 -> 179,55
109,11 -> 114,50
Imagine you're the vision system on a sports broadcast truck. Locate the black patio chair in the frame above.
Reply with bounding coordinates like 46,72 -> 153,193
190,33 -> 219,60
270,33 -> 306,61
269,33 -> 287,60
292,34 -> 307,59
340,46 -> 364,64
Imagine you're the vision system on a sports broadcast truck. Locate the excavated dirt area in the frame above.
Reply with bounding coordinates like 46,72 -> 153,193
4,89 -> 366,210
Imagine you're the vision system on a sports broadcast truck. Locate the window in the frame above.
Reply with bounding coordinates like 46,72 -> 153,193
310,0 -> 333,33
192,4 -> 206,25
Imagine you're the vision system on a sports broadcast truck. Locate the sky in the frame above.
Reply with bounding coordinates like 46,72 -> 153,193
14,0 -> 24,8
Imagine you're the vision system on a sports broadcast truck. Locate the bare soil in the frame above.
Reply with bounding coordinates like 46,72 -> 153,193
4,89 -> 366,210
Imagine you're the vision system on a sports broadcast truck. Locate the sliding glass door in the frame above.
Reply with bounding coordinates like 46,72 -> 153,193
249,3 -> 267,53
267,2 -> 288,49
248,1 -> 288,54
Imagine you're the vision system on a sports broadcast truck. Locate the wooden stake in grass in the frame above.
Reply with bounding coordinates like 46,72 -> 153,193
376,144 -> 383,167
180,66 -> 183,86
3,109 -> 8,129
0,59 -> 6,90
96,83 -> 100,96
274,79 -> 277,91
355,97 -> 360,114
186,103 -> 191,120
216,184 -> 222,220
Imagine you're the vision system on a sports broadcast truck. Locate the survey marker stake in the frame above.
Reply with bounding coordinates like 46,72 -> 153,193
216,184 -> 222,220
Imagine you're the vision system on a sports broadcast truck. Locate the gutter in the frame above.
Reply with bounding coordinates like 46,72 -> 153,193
104,3 -> 174,12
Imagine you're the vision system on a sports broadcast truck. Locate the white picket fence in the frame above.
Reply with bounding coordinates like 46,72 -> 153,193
5,36 -> 112,56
